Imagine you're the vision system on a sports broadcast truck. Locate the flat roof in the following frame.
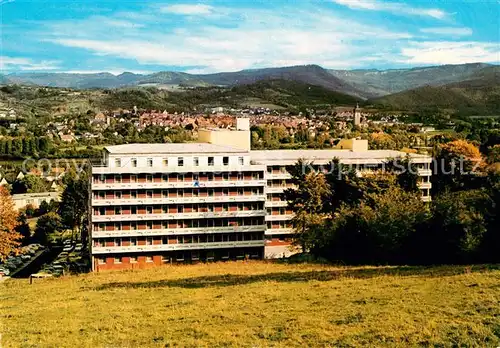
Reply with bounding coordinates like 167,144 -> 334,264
250,149 -> 430,164
105,143 -> 247,155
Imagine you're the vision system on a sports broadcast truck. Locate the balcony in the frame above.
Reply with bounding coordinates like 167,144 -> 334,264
265,228 -> 295,235
91,180 -> 267,190
266,173 -> 291,180
265,214 -> 294,221
92,164 -> 266,174
266,186 -> 295,193
417,169 -> 432,176
418,182 -> 432,189
92,195 -> 266,206
91,225 -> 267,238
265,200 -> 288,207
91,240 -> 265,254
92,210 -> 267,222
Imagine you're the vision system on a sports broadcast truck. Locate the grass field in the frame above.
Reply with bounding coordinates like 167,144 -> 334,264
1,262 -> 500,347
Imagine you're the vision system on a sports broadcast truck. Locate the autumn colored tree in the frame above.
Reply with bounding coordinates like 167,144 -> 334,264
0,186 -> 22,260
432,139 -> 483,194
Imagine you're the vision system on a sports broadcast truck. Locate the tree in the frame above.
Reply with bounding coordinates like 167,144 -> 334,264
426,189 -> 491,263
12,174 -> 47,194
432,140 -> 483,194
0,186 -> 22,260
58,168 -> 89,241
284,160 -> 331,251
34,212 -> 62,245
15,213 -> 31,244
317,186 -> 429,264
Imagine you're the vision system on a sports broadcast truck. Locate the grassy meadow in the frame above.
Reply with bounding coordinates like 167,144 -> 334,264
1,262 -> 500,347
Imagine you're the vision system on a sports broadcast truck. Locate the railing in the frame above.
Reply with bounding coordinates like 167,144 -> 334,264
92,164 -> 266,174
265,214 -> 294,221
265,228 -> 295,235
91,240 -> 265,254
92,195 -> 266,206
91,180 -> 267,190
92,210 -> 267,222
91,225 -> 267,238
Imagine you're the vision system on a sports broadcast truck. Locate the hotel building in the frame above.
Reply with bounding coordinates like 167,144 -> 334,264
90,118 -> 432,271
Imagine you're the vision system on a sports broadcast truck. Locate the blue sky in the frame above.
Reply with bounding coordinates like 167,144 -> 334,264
1,0 -> 499,74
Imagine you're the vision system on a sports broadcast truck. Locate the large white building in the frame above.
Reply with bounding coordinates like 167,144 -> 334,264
90,119 -> 432,271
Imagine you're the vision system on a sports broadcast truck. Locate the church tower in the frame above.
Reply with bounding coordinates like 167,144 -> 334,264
353,103 -> 361,127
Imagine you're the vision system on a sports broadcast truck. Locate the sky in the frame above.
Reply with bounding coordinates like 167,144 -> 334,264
0,0 -> 499,74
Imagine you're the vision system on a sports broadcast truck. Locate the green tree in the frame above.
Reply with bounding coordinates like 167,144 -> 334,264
58,169 -> 89,242
15,213 -> 31,244
34,212 -> 62,245
12,175 -> 47,194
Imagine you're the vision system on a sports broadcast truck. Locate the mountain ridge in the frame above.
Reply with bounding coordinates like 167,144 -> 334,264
1,63 -> 496,100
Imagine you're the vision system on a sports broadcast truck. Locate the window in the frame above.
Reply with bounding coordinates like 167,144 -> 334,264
130,223 -> 137,231
98,257 -> 105,265
115,191 -> 122,199
147,222 -> 153,230
193,190 -> 199,197
146,190 -> 153,198
98,223 -> 105,231
114,223 -> 120,231
237,188 -> 243,195
146,206 -> 153,214
237,173 -> 243,181
162,174 -> 168,182
130,256 -> 138,263
113,257 -> 121,264
178,157 -> 184,167
223,189 -> 229,196
162,158 -> 168,167
131,175 -> 137,183
238,156 -> 244,165
177,206 -> 184,213
194,157 -> 199,166
179,174 -> 185,182
162,190 -> 168,198
146,256 -> 153,263
222,204 -> 228,212
115,158 -> 121,167
177,190 -> 184,197
146,175 -> 153,183
114,207 -> 122,215
114,238 -> 122,246
223,157 -> 229,166
208,157 -> 214,166
131,158 -> 137,167
252,173 -> 259,180
208,174 -> 214,181
146,237 -> 153,245
115,175 -> 122,183
208,189 -> 214,197
222,173 -> 229,181
147,158 -> 153,167
130,238 -> 137,246
131,191 -> 137,199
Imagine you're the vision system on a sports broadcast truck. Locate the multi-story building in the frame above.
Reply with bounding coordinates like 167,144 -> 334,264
90,119 -> 432,271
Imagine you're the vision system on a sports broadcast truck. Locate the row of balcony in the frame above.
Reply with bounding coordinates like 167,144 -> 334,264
92,180 -> 267,190
91,225 -> 267,238
265,228 -> 295,235
92,210 -> 267,222
92,195 -> 266,206
265,214 -> 295,221
91,240 -> 265,254
92,164 -> 266,174
265,200 -> 288,207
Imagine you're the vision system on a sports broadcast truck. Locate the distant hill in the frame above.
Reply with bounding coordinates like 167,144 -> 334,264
368,66 -> 500,116
329,63 -> 493,98
1,63 -> 497,101
97,79 -> 361,111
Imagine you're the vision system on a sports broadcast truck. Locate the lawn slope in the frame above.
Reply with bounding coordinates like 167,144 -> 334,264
1,262 -> 500,347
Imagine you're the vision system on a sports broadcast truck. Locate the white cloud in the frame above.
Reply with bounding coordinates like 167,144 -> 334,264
0,56 -> 61,71
44,5 -> 413,72
160,4 -> 214,15
420,27 -> 473,36
332,0 -> 448,19
399,41 -> 500,65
